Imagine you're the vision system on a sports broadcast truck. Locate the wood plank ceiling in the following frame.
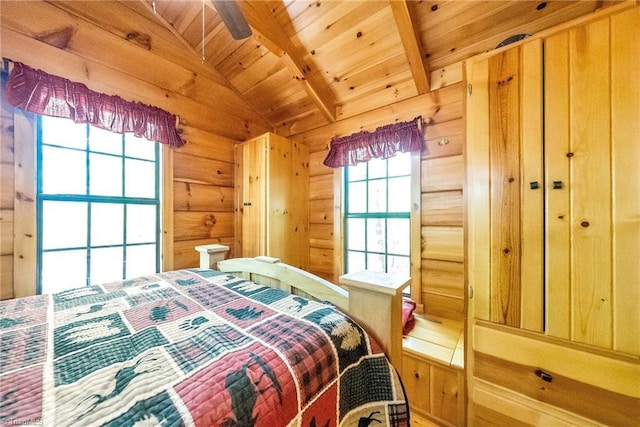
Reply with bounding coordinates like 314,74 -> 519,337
41,1 -> 612,139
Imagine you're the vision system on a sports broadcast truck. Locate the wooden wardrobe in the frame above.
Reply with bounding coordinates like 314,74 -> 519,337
465,5 -> 639,426
235,132 -> 309,270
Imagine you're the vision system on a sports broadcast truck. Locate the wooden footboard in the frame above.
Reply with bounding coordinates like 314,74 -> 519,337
215,255 -> 410,371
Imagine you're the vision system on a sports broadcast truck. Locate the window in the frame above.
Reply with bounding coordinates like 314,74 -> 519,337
37,116 -> 160,294
344,152 -> 411,277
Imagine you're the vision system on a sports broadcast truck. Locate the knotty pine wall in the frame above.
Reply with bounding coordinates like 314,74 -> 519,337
291,67 -> 466,322
0,0 -> 271,299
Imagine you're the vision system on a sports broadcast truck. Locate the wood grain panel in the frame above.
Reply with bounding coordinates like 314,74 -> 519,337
173,182 -> 234,212
520,40 -> 544,333
421,259 -> 464,299
0,255 -> 13,300
544,31 -> 572,340
309,223 -> 334,249
474,351 -> 640,426
402,353 -> 431,415
173,211 -> 234,241
569,17 -> 612,348
309,199 -> 333,224
421,226 -> 463,263
421,155 -> 463,193
175,127 -> 237,163
0,209 -> 13,256
430,364 -> 460,425
611,7 -> 640,355
422,292 -> 464,322
421,191 -> 462,227
308,150 -> 331,177
488,47 -> 521,327
309,247 -> 333,276
466,58 -> 491,322
13,111 -> 36,298
309,174 -> 334,200
423,119 -> 464,159
173,152 -> 234,186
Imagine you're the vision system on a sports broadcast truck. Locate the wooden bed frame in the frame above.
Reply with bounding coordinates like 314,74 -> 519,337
196,244 -> 410,370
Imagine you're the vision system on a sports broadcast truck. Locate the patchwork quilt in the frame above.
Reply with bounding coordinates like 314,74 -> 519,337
0,269 -> 409,427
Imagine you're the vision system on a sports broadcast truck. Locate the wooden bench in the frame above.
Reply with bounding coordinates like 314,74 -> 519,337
402,314 -> 465,426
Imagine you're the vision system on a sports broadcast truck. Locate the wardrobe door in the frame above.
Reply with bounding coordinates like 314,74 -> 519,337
240,136 -> 267,258
466,40 -> 544,330
545,8 -> 640,353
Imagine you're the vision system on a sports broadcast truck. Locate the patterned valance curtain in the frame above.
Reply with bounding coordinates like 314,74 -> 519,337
323,116 -> 423,168
5,62 -> 185,147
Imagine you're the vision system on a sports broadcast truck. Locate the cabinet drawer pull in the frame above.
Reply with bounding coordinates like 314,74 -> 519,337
414,371 -> 420,379
530,181 -> 540,190
553,181 -> 563,189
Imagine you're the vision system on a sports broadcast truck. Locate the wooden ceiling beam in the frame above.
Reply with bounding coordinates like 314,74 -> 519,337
236,0 -> 336,123
390,0 -> 430,94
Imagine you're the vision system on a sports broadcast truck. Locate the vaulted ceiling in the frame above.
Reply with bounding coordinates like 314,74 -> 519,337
8,1 -> 616,138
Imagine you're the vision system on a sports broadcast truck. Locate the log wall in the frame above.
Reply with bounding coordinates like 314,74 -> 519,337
0,0 -> 271,298
291,68 -> 466,321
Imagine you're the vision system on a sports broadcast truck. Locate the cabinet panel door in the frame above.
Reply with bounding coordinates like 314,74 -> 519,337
546,17 -> 613,348
241,137 -> 266,257
401,354 -> 430,415
467,40 -> 544,328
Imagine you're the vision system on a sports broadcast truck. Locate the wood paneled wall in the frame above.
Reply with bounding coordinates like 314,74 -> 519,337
0,0 -> 271,298
292,70 -> 466,321
0,76 -> 14,300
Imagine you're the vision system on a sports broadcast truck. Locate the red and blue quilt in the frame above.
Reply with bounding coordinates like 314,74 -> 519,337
0,269 -> 409,426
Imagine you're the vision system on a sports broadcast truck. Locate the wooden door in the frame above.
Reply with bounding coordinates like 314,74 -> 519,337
466,39 -> 544,331
545,8 -> 640,352
240,136 -> 266,258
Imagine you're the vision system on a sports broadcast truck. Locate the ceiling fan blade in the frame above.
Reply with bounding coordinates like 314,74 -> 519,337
211,0 -> 252,40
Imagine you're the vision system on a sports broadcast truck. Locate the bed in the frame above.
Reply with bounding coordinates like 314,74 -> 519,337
0,254 -> 409,426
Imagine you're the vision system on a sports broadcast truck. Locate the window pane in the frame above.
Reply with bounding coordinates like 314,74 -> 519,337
368,179 -> 387,212
368,157 -> 386,179
347,218 -> 365,251
367,218 -> 386,253
347,251 -> 365,273
90,153 -> 122,196
387,255 -> 410,277
347,181 -> 366,213
41,249 -> 87,293
388,152 -> 411,177
125,133 -> 155,160
348,161 -> 367,182
41,146 -> 86,195
367,253 -> 385,272
125,159 -> 155,198
126,244 -> 157,278
41,116 -> 86,149
388,176 -> 411,212
127,204 -> 156,243
89,126 -> 122,155
91,203 -> 124,246
90,246 -> 123,285
388,218 -> 410,255
42,201 -> 87,249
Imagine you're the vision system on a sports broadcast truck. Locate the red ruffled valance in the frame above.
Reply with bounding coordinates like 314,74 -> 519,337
5,62 -> 185,148
323,116 -> 423,168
